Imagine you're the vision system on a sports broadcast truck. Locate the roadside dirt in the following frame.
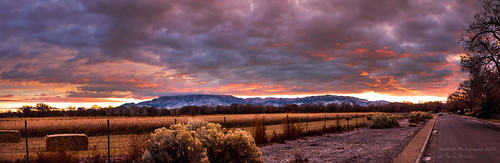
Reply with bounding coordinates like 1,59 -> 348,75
260,119 -> 424,162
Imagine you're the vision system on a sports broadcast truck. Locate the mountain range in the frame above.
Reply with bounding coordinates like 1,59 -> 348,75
121,94 -> 389,109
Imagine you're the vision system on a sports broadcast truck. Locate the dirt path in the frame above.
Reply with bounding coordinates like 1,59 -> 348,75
260,119 -> 424,162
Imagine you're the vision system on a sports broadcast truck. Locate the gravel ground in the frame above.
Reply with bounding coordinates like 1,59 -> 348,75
260,119 -> 424,163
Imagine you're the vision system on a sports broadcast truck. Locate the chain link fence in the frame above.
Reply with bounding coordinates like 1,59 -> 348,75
0,113 -> 377,162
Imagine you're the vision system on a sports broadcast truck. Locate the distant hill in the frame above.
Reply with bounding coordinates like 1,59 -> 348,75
121,94 -> 389,109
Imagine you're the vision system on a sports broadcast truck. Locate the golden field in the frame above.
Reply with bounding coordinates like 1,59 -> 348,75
0,112 -> 379,137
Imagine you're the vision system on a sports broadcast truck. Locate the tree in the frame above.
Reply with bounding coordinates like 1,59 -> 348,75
454,0 -> 500,118
18,105 -> 33,117
35,103 -> 54,117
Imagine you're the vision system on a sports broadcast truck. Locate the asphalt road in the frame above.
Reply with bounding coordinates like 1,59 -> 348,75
424,113 -> 500,163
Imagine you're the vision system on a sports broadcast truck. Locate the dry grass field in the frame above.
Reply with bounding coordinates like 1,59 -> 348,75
0,112 -> 378,137
0,112 -> 400,161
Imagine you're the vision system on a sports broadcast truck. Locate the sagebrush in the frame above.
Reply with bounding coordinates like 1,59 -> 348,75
142,119 -> 263,163
370,114 -> 400,129
408,111 -> 433,123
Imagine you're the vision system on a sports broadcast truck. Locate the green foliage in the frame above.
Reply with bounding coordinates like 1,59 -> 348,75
142,119 -> 263,163
370,114 -> 400,129
408,111 -> 433,123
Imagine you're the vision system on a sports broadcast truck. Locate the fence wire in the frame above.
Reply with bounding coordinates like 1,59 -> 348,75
0,113 -> 378,162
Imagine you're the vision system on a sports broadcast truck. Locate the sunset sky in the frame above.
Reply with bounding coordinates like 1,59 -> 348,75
0,0 -> 481,108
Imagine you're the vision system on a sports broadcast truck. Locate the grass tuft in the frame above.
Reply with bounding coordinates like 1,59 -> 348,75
35,150 -> 79,163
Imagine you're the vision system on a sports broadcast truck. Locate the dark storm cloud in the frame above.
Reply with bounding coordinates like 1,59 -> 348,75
0,94 -> 13,98
0,0 -> 480,99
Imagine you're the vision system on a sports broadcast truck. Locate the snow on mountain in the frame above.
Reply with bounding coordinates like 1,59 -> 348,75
121,94 -> 389,109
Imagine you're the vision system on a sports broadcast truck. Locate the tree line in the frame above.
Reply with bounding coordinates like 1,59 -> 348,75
0,101 -> 445,118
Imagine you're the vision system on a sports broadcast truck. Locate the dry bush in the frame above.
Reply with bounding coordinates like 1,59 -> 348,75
196,123 -> 226,162
269,121 -> 305,144
282,121 -> 304,140
142,125 -> 208,163
290,149 -> 309,163
252,116 -> 267,144
408,111 -> 433,123
35,150 -> 79,163
142,119 -> 263,163
370,114 -> 400,129
196,121 -> 263,163
270,131 -> 285,144
126,134 -> 149,162
220,129 -> 263,163
81,145 -> 106,163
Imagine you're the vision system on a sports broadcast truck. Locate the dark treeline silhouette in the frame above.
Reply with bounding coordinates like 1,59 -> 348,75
447,0 -> 500,118
0,102 -> 445,118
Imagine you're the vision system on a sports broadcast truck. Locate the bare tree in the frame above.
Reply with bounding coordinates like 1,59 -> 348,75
455,0 -> 500,118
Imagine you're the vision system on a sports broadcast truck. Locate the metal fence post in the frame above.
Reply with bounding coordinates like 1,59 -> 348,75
286,114 -> 289,139
107,119 -> 110,163
25,120 -> 29,163
355,114 -> 358,128
346,114 -> 349,130
362,114 -> 365,126
337,114 -> 340,132
323,114 -> 326,132
306,119 -> 308,133
286,114 -> 289,124
224,116 -> 226,128
174,119 -> 177,124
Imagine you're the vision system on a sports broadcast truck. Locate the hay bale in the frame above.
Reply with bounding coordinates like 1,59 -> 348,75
0,130 -> 21,143
46,134 -> 88,151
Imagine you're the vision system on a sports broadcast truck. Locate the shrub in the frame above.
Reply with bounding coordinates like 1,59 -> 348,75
142,125 -> 209,163
221,129 -> 263,162
82,145 -> 106,163
127,134 -> 149,162
408,111 -> 433,123
282,121 -> 305,140
270,130 -> 285,144
252,116 -> 267,144
290,149 -> 309,163
142,119 -> 263,163
370,114 -> 400,129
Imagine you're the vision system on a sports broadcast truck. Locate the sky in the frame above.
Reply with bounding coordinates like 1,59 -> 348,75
0,0 -> 481,108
